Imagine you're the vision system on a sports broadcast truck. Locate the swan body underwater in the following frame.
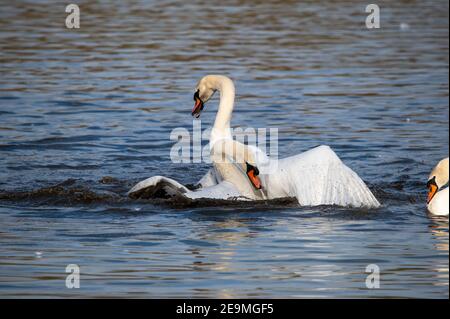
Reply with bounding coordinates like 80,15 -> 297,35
427,158 -> 449,216
128,75 -> 380,208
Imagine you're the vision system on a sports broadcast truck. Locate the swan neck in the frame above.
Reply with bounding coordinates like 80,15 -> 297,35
213,77 -> 235,137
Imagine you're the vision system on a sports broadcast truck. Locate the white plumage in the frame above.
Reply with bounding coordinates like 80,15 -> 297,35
128,75 -> 380,208
258,145 -> 380,208
128,175 -> 242,200
427,158 -> 449,216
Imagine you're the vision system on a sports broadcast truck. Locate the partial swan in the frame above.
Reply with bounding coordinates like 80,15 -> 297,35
129,75 -> 380,208
427,158 -> 449,216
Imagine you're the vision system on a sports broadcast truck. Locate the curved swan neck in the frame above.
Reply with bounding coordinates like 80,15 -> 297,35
211,75 -> 235,137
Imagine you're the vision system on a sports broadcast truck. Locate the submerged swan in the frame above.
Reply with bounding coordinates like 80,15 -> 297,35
427,158 -> 449,216
129,75 -> 380,208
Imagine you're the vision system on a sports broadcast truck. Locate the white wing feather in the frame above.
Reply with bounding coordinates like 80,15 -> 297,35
127,175 -> 242,200
260,145 -> 380,208
127,176 -> 189,198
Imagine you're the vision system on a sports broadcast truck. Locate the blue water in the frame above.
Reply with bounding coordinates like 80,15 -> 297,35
0,0 -> 448,298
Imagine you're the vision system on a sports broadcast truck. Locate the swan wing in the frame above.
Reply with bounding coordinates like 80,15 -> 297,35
128,175 -> 243,201
196,168 -> 221,187
262,145 -> 380,208
127,175 -> 190,199
187,181 -> 244,200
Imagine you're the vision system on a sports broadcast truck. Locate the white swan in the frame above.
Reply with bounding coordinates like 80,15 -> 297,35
427,158 -> 449,216
128,75 -> 380,208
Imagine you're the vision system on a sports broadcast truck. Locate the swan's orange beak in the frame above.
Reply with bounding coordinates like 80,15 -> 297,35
427,179 -> 438,204
246,163 -> 262,190
192,91 -> 204,118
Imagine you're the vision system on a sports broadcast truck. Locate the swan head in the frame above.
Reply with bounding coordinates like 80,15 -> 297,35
211,140 -> 263,190
231,145 -> 262,190
192,75 -> 219,118
245,161 -> 262,189
427,157 -> 449,204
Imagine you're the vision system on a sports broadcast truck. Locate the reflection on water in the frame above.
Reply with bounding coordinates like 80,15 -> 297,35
0,0 -> 448,298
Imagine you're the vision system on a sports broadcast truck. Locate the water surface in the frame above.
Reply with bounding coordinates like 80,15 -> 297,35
0,0 -> 448,298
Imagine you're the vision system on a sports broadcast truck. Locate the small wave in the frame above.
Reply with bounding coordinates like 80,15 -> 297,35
0,177 -> 423,209
0,178 -> 124,206
0,177 -> 300,208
